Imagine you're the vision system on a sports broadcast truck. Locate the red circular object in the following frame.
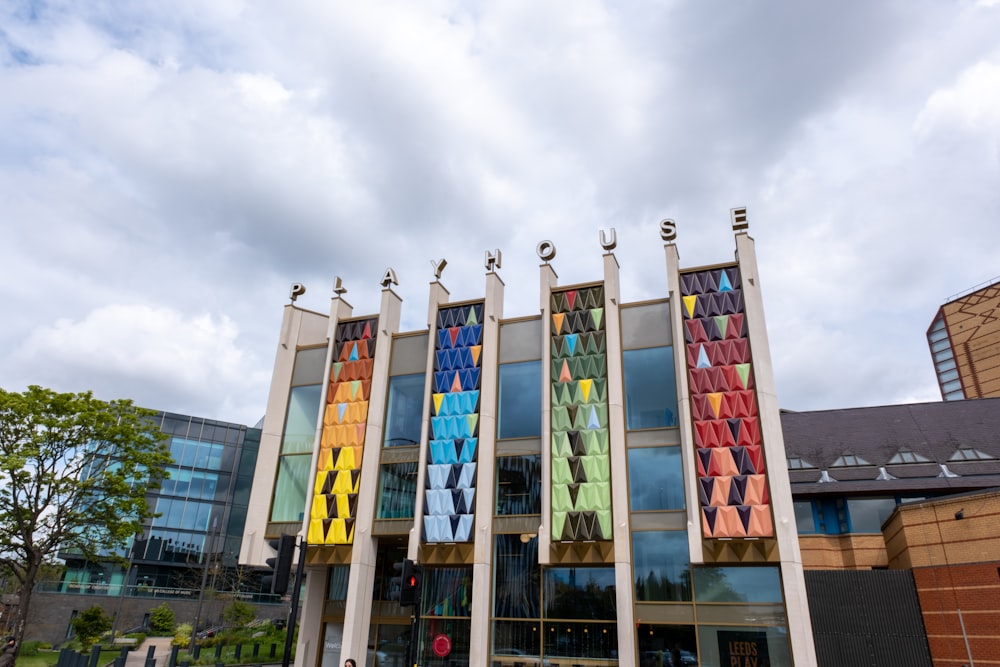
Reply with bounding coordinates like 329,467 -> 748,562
432,634 -> 452,658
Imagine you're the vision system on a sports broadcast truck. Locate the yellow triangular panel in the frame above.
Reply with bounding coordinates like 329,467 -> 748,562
683,295 -> 697,318
433,393 -> 445,416
552,313 -> 565,334
707,393 -> 723,419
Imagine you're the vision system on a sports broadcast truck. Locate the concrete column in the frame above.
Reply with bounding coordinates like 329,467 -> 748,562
339,287 -> 403,666
537,262 -> 558,564
241,304 -> 330,567
408,281 -> 451,558
663,244 -> 705,564
295,564 -> 329,667
468,270 -> 505,667
602,251 -> 637,664
735,233 -> 817,667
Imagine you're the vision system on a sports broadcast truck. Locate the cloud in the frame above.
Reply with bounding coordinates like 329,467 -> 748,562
12,305 -> 267,423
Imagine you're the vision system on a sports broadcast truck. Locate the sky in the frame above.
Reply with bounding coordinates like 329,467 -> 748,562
1,0 -> 999,427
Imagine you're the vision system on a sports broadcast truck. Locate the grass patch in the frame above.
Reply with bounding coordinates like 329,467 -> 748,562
16,650 -> 121,667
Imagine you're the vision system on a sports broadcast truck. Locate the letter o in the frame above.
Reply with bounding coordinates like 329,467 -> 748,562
537,240 -> 556,262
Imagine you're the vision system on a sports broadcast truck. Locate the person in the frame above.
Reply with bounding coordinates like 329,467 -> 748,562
343,660 -> 356,667
0,637 -> 15,667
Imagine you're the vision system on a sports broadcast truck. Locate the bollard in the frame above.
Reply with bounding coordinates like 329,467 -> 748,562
214,643 -> 223,659
113,656 -> 126,667
269,643 -> 277,659
57,648 -> 72,667
168,645 -> 179,667
145,643 -> 157,667
234,644 -> 242,660
252,643 -> 260,658
192,645 -> 201,660
88,645 -> 101,667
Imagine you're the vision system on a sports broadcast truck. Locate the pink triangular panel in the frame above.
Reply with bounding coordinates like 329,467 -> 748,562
711,447 -> 739,476
698,421 -> 721,448
706,367 -> 728,392
685,319 -> 708,343
731,339 -> 750,364
748,505 -> 774,537
710,476 -> 731,507
714,420 -> 737,448
703,507 -> 718,536
728,313 -> 745,339
746,445 -> 766,474
566,290 -> 578,310
696,448 -> 711,476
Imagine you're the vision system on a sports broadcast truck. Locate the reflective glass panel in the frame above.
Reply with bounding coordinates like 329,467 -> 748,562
692,566 -> 782,603
376,462 -> 418,519
495,455 -> 542,515
499,318 -> 543,363
543,567 -> 616,620
327,565 -> 349,601
493,535 -> 540,619
542,621 -> 618,662
793,501 -> 816,534
628,447 -> 684,511
636,624 -> 698,667
282,385 -> 322,454
846,497 -> 897,532
623,347 -> 679,429
632,531 -> 692,602
421,567 -> 473,617
497,361 -> 542,439
696,625 -> 791,667
383,374 -> 425,447
270,454 -> 310,522
621,301 -> 671,349
491,620 -> 542,664
292,347 -> 328,386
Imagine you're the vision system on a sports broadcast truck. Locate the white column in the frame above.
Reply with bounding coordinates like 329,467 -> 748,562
537,263 -> 558,564
735,233 -> 817,667
468,270 -> 505,667
663,244 -> 706,564
602,251 -> 638,664
339,287 -> 403,666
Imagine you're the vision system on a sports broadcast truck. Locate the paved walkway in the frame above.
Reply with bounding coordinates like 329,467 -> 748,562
123,637 -> 175,667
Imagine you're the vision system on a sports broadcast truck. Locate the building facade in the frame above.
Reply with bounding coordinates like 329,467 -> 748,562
26,411 -> 264,642
242,215 -> 817,667
927,277 -> 1000,400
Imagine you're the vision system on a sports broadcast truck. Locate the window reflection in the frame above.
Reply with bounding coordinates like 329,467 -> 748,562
543,568 -> 617,620
623,347 -> 678,429
376,462 -> 418,519
282,385 -> 322,454
496,456 -> 541,515
493,535 -> 540,619
632,531 -> 692,602
498,361 -> 542,439
692,566 -> 782,603
384,374 -> 425,447
636,624 -> 697,667
628,447 -> 684,511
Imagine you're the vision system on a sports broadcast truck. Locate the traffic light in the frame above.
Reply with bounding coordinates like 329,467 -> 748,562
263,534 -> 296,595
391,558 -> 423,608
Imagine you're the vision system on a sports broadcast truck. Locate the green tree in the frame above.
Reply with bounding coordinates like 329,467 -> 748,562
221,599 -> 256,628
0,386 -> 172,643
149,603 -> 175,635
72,605 -> 112,651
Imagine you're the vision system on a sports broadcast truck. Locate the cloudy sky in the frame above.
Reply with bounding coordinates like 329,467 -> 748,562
2,0 -> 998,426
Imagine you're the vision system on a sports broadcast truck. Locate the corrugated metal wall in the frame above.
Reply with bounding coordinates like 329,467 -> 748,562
805,569 -> 933,667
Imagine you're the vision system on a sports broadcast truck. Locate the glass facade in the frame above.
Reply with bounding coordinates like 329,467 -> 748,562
495,455 -> 542,515
384,373 -> 426,447
623,346 -> 678,429
628,447 -> 684,511
497,361 -> 542,439
376,461 -> 419,519
632,531 -> 691,602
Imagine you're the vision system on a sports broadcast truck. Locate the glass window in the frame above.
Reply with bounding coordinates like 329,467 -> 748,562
497,361 -> 542,439
376,462 -> 418,519
421,567 -> 473,617
846,497 -> 897,532
491,621 -> 541,663
636,624 -> 698,667
628,447 -> 684,511
793,501 -> 816,534
499,318 -> 543,363
623,347 -> 678,429
270,454 -> 311,522
632,531 -> 692,602
282,385 -> 322,454
291,347 -> 328,386
696,625 -> 791,667
389,333 -> 429,375
327,565 -> 349,601
383,374 -> 425,447
544,568 -> 616,620
495,456 -> 541,515
692,566 -> 783,603
543,621 -> 618,662
493,535 -> 540,618
621,301 -> 671,349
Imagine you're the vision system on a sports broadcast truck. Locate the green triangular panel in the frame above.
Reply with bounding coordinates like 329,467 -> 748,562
551,432 -> 572,458
590,308 -> 604,331
736,363 -> 752,388
552,458 -> 573,484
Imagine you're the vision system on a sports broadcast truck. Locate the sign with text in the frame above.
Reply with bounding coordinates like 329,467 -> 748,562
717,630 -> 769,667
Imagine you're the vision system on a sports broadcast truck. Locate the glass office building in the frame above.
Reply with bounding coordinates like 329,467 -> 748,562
242,219 -> 816,666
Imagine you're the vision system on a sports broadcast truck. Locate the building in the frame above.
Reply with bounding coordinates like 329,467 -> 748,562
927,276 -> 1000,400
242,213 -> 818,667
25,411 -> 265,643
783,398 -> 1000,667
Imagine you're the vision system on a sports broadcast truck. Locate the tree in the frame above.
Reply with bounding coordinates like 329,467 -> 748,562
72,605 -> 112,651
221,599 -> 256,628
0,386 -> 172,643
149,603 -> 175,635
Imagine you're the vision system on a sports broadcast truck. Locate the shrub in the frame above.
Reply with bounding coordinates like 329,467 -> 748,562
149,603 -> 175,635
173,623 -> 192,647
72,605 -> 112,651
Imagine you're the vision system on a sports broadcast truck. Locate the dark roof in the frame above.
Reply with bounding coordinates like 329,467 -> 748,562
780,397 -> 1000,495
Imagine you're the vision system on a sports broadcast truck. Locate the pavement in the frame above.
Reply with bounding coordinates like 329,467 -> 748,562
123,637 -> 175,667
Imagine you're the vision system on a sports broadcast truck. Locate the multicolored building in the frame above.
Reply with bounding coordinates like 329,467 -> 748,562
241,213 -> 817,666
